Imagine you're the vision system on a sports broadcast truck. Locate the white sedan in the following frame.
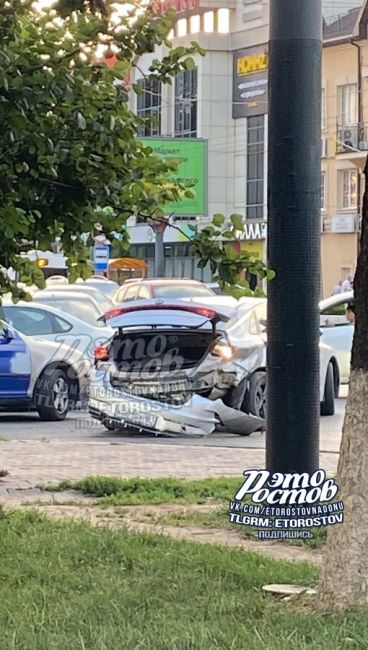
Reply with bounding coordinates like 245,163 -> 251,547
319,291 -> 354,383
223,298 -> 340,418
0,301 -> 114,363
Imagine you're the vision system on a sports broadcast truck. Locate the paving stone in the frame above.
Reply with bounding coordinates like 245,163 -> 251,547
0,440 -> 338,490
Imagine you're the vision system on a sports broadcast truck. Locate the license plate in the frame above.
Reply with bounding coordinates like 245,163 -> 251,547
123,413 -> 158,429
123,380 -> 191,396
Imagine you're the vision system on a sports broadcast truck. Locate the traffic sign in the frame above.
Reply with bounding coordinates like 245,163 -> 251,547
93,244 -> 109,272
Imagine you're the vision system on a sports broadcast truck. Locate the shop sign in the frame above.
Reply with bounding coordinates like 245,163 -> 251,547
331,214 -> 356,233
140,137 -> 207,215
235,222 -> 267,240
233,45 -> 268,119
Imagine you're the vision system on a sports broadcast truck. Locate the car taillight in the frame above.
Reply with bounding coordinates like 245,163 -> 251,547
103,303 -> 217,321
212,341 -> 234,361
94,345 -> 109,362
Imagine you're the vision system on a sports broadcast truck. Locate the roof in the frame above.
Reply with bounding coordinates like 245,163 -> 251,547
322,4 -> 368,43
109,258 -> 147,270
129,278 -> 205,284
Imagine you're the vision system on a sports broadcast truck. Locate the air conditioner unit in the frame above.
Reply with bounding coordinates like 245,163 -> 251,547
359,140 -> 368,151
321,137 -> 327,158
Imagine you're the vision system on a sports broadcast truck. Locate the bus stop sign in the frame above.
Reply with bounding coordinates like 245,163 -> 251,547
93,244 -> 109,272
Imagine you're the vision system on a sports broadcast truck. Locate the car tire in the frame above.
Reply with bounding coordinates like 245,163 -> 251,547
35,369 -> 70,421
243,371 -> 267,421
321,362 -> 335,417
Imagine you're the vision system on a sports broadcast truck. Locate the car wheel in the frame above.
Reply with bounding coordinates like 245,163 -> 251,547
243,371 -> 267,420
321,362 -> 335,416
35,369 -> 70,421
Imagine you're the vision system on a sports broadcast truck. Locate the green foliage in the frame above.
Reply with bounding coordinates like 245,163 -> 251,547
191,213 -> 274,295
0,0 -> 203,296
42,475 -> 242,504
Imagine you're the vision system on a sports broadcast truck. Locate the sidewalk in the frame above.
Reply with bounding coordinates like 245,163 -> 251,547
0,439 -> 338,490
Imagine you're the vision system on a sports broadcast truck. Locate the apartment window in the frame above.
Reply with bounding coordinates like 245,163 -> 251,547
246,115 -> 265,219
190,15 -> 200,34
340,169 -> 357,209
136,78 -> 161,137
177,18 -> 187,37
204,11 -> 214,32
321,172 -> 326,211
337,84 -> 357,125
321,88 -> 326,131
218,8 -> 230,33
174,68 -> 197,138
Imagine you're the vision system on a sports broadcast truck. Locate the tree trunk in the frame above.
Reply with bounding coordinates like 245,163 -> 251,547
318,156 -> 368,611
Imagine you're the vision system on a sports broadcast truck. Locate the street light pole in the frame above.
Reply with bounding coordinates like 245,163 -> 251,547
151,220 -> 167,277
267,0 -> 322,473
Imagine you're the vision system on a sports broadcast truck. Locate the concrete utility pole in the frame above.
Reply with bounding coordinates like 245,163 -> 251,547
151,220 -> 167,277
267,0 -> 322,473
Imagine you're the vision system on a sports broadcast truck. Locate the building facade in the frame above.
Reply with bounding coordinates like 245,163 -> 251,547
126,0 -> 367,295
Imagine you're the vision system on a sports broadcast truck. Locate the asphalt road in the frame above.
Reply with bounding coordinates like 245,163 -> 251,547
0,392 -> 346,453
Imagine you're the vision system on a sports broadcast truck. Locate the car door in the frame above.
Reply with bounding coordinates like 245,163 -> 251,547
0,323 -> 32,399
320,300 -> 353,383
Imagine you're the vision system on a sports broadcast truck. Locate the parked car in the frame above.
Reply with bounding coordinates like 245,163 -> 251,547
43,283 -> 114,312
224,298 -> 340,418
0,321 -> 90,420
319,290 -> 354,383
113,278 -> 216,303
76,277 -> 119,298
0,301 -> 114,362
32,291 -> 107,328
88,298 -> 339,437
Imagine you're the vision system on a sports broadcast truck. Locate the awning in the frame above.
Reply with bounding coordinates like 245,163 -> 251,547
108,258 -> 148,270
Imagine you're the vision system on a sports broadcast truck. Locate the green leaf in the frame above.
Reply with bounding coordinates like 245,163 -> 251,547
222,231 -> 233,239
212,213 -> 225,227
183,57 -> 196,71
267,269 -> 276,280
230,214 -> 244,231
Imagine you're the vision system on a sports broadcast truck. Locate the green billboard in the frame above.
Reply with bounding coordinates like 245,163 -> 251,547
141,138 -> 207,215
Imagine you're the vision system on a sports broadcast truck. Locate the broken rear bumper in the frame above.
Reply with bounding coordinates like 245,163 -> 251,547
89,370 -> 264,436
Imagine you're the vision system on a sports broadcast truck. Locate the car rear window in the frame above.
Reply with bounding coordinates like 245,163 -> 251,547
154,285 -> 214,299
36,298 -> 103,327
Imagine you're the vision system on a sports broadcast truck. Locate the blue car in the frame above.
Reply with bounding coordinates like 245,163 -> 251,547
0,321 -> 90,420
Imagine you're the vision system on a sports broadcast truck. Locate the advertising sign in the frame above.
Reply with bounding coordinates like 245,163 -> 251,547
233,45 -> 268,119
141,138 -> 207,215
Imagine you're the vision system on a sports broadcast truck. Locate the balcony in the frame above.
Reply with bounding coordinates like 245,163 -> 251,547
336,124 -> 368,158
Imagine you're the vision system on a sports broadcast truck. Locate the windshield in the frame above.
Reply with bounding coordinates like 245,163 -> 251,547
35,297 -> 104,328
154,284 -> 214,299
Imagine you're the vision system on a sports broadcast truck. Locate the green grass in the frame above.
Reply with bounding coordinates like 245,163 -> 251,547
1,509 -> 368,649
152,509 -> 327,549
42,475 -> 242,505
42,476 -> 328,548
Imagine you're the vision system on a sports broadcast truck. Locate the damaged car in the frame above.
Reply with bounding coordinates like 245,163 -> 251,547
88,300 -> 265,436
88,298 -> 339,437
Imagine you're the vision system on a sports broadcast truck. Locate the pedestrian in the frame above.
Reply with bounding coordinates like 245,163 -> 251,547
332,280 -> 343,295
341,275 -> 352,292
346,303 -> 355,324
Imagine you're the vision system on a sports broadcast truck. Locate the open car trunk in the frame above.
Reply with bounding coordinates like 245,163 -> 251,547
104,301 -> 230,402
